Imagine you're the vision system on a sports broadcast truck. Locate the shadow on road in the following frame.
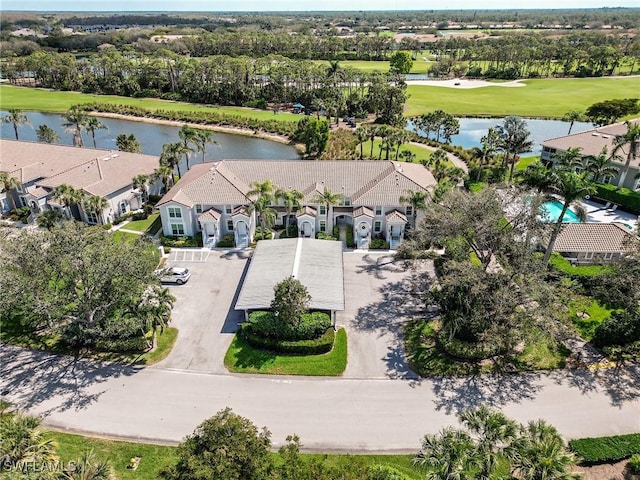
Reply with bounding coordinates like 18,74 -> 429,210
220,254 -> 251,334
0,345 -> 140,414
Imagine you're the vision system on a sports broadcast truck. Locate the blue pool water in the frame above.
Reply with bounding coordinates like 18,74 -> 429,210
540,201 -> 582,223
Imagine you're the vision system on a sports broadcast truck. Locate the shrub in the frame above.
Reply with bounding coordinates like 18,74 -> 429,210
332,224 -> 340,239
592,310 -> 640,348
10,206 -> 30,223
316,231 -> 337,240
569,434 -> 640,464
594,183 -> 640,214
160,234 -> 202,248
629,454 -> 640,474
436,330 -> 504,360
216,234 -> 235,248
254,226 -> 273,240
242,325 -> 335,355
101,223 -> 112,230
368,465 -> 411,480
147,194 -> 162,206
345,224 -> 355,248
370,238 -> 390,250
247,310 -> 330,341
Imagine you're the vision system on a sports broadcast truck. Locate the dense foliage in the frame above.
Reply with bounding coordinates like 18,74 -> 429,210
246,310 -> 331,342
569,434 -> 640,464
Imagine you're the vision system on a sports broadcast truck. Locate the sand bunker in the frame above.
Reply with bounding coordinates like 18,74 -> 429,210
406,78 -> 526,88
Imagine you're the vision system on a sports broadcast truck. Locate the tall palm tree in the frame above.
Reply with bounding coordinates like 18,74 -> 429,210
474,127 -> 500,181
611,120 -> 640,188
413,428 -> 479,480
399,189 -> 429,227
62,449 -> 114,480
153,165 -> 174,193
553,147 -> 584,172
36,209 -> 63,231
194,129 -> 217,163
51,184 -> 83,220
85,117 -> 108,149
0,172 -> 21,211
160,142 -> 188,179
496,116 -> 533,182
249,195 -> 277,238
276,188 -> 304,228
136,285 -> 175,349
62,106 -> 89,147
563,110 -> 584,135
115,133 -> 142,153
354,126 -> 368,160
178,125 -> 198,172
83,195 -> 109,225
585,146 -> 619,182
36,124 -> 60,144
521,162 -> 555,193
132,174 -> 150,202
247,180 -> 275,232
542,170 -> 596,266
314,187 -> 341,233
2,108 -> 31,140
367,125 -> 379,159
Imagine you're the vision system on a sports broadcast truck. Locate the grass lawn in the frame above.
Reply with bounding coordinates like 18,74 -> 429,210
122,213 -> 159,233
356,139 -> 455,167
405,77 -> 640,118
112,230 -> 144,243
568,296 -> 618,341
312,58 -> 431,74
0,85 -> 300,122
224,328 -> 348,376
513,155 -> 540,172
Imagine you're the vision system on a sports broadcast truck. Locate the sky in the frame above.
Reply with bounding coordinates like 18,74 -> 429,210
2,0 -> 639,11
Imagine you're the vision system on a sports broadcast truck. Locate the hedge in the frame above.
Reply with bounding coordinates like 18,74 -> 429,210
594,183 -> 640,214
370,237 -> 390,250
160,234 -> 203,248
569,433 -> 640,464
216,234 -> 235,248
242,326 -> 335,355
436,330 -> 504,361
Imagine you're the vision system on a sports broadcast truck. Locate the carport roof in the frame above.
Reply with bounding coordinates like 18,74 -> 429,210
235,238 -> 345,312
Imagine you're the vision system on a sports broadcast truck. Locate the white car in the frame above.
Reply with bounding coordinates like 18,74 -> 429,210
155,267 -> 191,285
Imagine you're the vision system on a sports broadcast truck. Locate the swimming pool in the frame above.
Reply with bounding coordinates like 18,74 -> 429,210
540,201 -> 583,223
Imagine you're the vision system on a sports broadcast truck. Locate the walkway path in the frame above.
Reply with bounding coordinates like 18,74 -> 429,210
408,142 -> 469,173
1,345 -> 638,452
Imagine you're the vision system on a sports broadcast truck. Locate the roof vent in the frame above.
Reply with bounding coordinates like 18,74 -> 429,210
591,133 -> 599,137
601,135 -> 610,139
111,154 -> 119,159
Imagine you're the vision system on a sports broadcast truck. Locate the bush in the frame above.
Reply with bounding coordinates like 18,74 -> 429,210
101,223 -> 112,230
247,310 -> 330,341
332,224 -> 340,239
160,234 -> 202,248
345,224 -> 355,248
436,330 -> 504,360
147,194 -> 162,206
216,234 -> 235,247
594,183 -> 640,214
254,226 -> 273,240
629,454 -> 640,474
316,231 -> 337,241
592,310 -> 640,348
242,325 -> 335,355
368,465 -> 411,480
569,434 -> 640,464
10,206 -> 30,223
370,238 -> 390,250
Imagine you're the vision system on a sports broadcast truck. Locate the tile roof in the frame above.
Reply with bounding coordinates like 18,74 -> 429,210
0,139 -> 159,197
552,223 -> 634,253
385,209 -> 408,223
353,206 -> 374,217
198,208 -> 221,222
542,118 -> 640,167
235,238 -> 344,312
297,206 -> 317,217
158,160 -> 436,208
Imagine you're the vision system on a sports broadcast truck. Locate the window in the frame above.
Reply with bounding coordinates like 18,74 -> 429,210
227,219 -> 234,231
171,223 -> 185,236
319,205 -> 326,215
406,206 -> 413,217
168,207 -> 182,218
603,175 -> 614,185
15,184 -> 23,193
343,197 -> 351,206
197,221 -> 202,231
19,196 -> 27,207
604,252 -> 613,260
584,252 -> 594,260
320,221 -> 326,232
195,204 -> 203,214
119,201 -> 128,215
86,211 -> 98,224
375,206 -> 382,216
225,205 -> 232,214
374,221 -> 381,233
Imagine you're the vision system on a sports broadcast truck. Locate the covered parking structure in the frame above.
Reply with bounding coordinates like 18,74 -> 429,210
235,238 -> 345,324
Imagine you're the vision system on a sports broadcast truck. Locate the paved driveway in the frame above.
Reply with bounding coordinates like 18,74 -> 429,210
157,249 -> 250,373
339,252 -> 435,379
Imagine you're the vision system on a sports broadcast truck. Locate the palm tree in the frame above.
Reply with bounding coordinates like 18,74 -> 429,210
585,146 -> 619,182
83,195 -> 109,225
413,428 -> 479,480
474,127 -> 500,181
276,188 -> 304,229
2,108 -> 31,140
367,125 -> 379,159
399,150 -> 416,163
85,117 -> 108,149
563,110 -> 584,135
51,184 -> 83,220
354,126 -> 368,160
249,195 -> 277,238
132,174 -> 150,202
542,170 -> 596,266
62,449 -> 113,480
1,412 -> 59,473
553,147 -> 584,172
194,129 -> 217,163
496,116 -> 533,182
153,165 -> 174,193
178,125 -> 198,172
0,172 -> 21,211
160,142 -> 188,179
36,209 -> 63,230
136,285 -> 175,349
611,120 -> 640,188
115,133 -> 142,153
521,162 -> 555,193
399,189 -> 429,227
62,106 -> 89,147
247,180 -> 275,233
36,124 -> 60,144
314,187 -> 341,233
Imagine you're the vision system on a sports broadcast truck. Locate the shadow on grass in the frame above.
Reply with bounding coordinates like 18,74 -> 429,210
225,334 -> 277,371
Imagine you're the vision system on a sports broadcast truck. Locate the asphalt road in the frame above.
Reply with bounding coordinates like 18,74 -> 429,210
2,344 -> 638,452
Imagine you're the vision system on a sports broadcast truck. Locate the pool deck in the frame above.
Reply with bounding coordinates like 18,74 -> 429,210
580,199 -> 638,231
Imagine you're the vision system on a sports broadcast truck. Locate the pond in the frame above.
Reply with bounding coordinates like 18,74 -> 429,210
407,117 -> 593,154
0,111 -> 300,167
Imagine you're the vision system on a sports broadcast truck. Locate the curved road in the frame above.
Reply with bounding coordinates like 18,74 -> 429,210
1,345 -> 638,452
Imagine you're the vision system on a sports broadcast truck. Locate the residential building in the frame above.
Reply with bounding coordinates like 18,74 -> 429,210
157,160 -> 436,249
550,222 -> 635,265
540,119 -> 640,191
0,139 -> 161,224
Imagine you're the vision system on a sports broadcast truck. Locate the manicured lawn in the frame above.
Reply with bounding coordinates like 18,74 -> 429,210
112,230 -> 144,243
568,296 -> 618,341
224,328 -> 348,376
405,77 -> 640,118
548,252 -> 614,279
312,58 -> 431,74
123,213 -> 159,233
513,155 -> 540,172
357,139 -> 435,163
0,85 -> 300,122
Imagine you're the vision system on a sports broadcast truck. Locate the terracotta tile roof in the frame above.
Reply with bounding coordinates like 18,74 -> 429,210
198,208 -> 221,222
297,206 -> 317,217
552,223 -> 634,253
385,209 -> 408,223
158,160 -> 436,208
353,206 -> 374,217
25,186 -> 49,199
0,140 -> 159,197
232,206 -> 250,216
542,118 -> 640,167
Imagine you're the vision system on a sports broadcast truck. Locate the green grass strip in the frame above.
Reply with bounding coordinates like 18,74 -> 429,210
570,433 -> 640,464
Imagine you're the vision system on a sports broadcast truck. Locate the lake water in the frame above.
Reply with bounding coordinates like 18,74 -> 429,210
0,112 -> 300,165
407,117 -> 593,154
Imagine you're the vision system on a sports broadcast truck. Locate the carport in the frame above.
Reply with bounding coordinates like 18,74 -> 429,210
235,238 -> 344,325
